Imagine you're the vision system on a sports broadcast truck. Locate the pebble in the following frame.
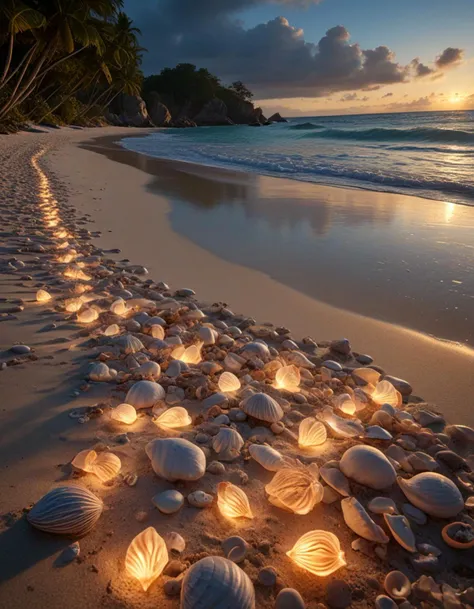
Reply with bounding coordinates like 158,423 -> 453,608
54,542 -> 80,567
326,580 -> 352,608
152,490 -> 184,514
164,532 -> 186,553
202,393 -> 228,408
375,595 -> 398,609
384,375 -> 412,396
368,497 -> 398,515
271,421 -> 285,434
410,554 -> 440,573
417,543 -> 442,557
228,408 -> 247,422
164,560 -> 187,577
164,578 -> 182,596
258,566 -> 278,587
166,386 -> 185,404
322,485 -> 340,504
402,503 -> 427,525
213,414 -> 230,425
11,344 -> 31,354
187,491 -> 213,508
275,588 -> 305,609
114,433 -> 129,445
206,460 -> 225,475
330,338 -> 352,355
222,536 -> 248,563
322,360 -> 343,372
195,432 -> 210,444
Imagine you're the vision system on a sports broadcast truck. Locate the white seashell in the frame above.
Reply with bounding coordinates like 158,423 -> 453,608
171,342 -> 203,364
64,297 -> 84,313
212,428 -> 244,458
368,497 -> 398,515
274,365 -> 301,392
150,324 -> 165,340
224,352 -> 246,372
154,407 -> 192,429
113,333 -> 144,354
384,514 -> 416,552
198,326 -> 218,345
365,425 -> 393,440
188,490 -> 213,508
218,372 -> 241,393
217,482 -> 253,519
222,536 -> 248,563
333,393 -> 356,415
384,570 -> 411,600
77,308 -> 98,324
241,393 -> 283,423
352,367 -> 381,385
265,466 -> 323,515
103,323 -> 120,336
88,362 -> 116,382
110,298 -> 129,316
27,486 -> 103,536
397,472 -> 464,518
146,438 -> 206,482
275,589 -> 305,609
126,527 -> 168,591
406,451 -> 438,472
166,360 -> 187,378
375,595 -> 398,609
240,341 -> 270,361
341,497 -> 389,543
298,418 -> 327,450
286,530 -> 346,577
180,556 -> 255,609
316,407 -> 364,438
370,410 -> 393,430
164,531 -> 186,553
340,445 -> 397,490
125,380 -> 165,409
370,380 -> 399,407
138,361 -> 161,379
152,490 -> 184,514
111,403 -> 137,424
320,466 -> 350,497
248,444 -> 287,472
286,351 -> 315,368
71,450 -> 121,482
36,288 -> 52,303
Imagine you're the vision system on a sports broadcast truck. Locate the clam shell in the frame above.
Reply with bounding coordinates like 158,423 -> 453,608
248,444 -> 287,472
384,570 -> 411,599
113,333 -> 144,354
286,530 -> 346,577
88,362 -> 116,382
172,343 -> 203,364
397,472 -> 464,518
198,326 -> 218,345
341,497 -> 389,543
111,403 -> 137,425
103,323 -> 119,336
320,466 -> 350,497
36,288 -> 52,303
138,361 -> 161,379
274,365 -> 301,391
224,353 -> 246,372
125,527 -> 168,591
125,380 -> 165,409
27,486 -> 103,536
340,445 -> 396,490
241,393 -> 283,423
150,324 -> 165,340
286,351 -> 315,369
110,298 -> 128,316
333,393 -> 356,416
316,407 -> 363,438
217,482 -> 253,519
298,418 -> 327,449
384,514 -> 416,552
212,428 -> 244,457
77,308 -> 98,324
218,372 -> 241,393
180,556 -> 255,609
240,341 -> 270,361
71,450 -> 121,482
154,407 -> 192,429
265,466 -> 323,515
370,380 -> 399,406
146,438 -> 206,482
352,367 -> 381,386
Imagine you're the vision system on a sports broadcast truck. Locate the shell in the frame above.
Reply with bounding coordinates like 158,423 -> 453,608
370,380 -> 399,406
218,372 -> 241,393
103,323 -> 120,336
441,522 -> 474,549
248,444 -> 287,472
180,556 -> 255,609
164,532 -> 186,553
286,530 -> 346,577
110,298 -> 129,316
88,362 -> 116,382
27,486 -> 103,536
222,536 -> 248,563
384,514 -> 416,552
224,353 -> 246,372
286,351 -> 315,368
384,570 -> 411,599
71,450 -> 121,482
316,407 -> 363,438
370,410 -> 393,430
171,343 -> 202,364
36,288 -> 52,303
333,393 -> 356,416
298,418 -> 327,449
217,482 -> 253,519
125,380 -> 165,409
111,403 -> 137,424
375,595 -> 398,609
341,497 -> 389,543
320,466 -> 350,497
397,472 -> 464,518
154,407 -> 192,429
150,324 -> 165,340
146,438 -> 206,482
65,297 -> 84,313
240,341 -> 270,361
265,466 -> 323,515
368,497 -> 398,515
114,333 -> 144,354
365,425 -> 393,440
125,527 -> 168,591
198,326 -> 218,345
340,445 -> 397,490
274,365 -> 301,391
212,428 -> 244,457
138,361 -> 161,379
241,393 -> 283,423
77,308 -> 98,324
352,367 -> 381,385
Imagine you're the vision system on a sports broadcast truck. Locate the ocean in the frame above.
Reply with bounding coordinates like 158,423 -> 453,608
122,109 -> 474,206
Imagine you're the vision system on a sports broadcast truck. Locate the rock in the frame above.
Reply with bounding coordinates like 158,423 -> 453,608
54,542 -> 80,567
164,560 -> 187,577
166,386 -> 185,404
222,536 -> 248,563
326,580 -> 352,608
193,98 -> 233,126
330,338 -> 352,356
195,432 -> 210,444
402,503 -> 427,525
414,410 -> 445,427
275,588 -> 305,609
384,375 -> 412,396
356,354 -> 373,365
203,393 -> 228,408
410,554 -> 440,573
258,566 -> 277,587
109,93 -> 153,127
271,422 -> 285,434
268,113 -> 288,123
11,344 -> 31,354
146,92 -> 172,126
164,578 -> 182,596
417,543 -> 441,557
351,538 -> 375,557
187,490 -> 213,508
229,408 -> 247,422
206,461 -> 225,475
322,360 -> 343,372
152,490 -> 184,514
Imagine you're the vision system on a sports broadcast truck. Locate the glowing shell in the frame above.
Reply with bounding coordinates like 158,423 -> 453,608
217,482 -> 253,519
110,298 -> 129,316
125,527 -> 169,591
64,297 -> 83,313
265,466 -> 323,515
248,444 -> 287,472
150,324 -> 165,340
298,418 -> 327,450
274,365 -> 301,392
64,266 -> 91,281
333,393 -> 356,416
125,380 -> 165,409
218,372 -> 241,393
111,403 -> 137,425
71,449 -> 121,482
241,393 -> 283,423
316,407 -> 364,438
36,289 -> 52,303
171,343 -> 203,364
77,308 -> 99,324
286,530 -> 346,577
103,323 -> 120,336
370,380 -> 399,407
154,407 -> 192,429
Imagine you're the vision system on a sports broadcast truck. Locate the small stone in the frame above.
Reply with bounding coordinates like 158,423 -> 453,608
384,375 -> 412,396
152,490 -> 184,514
351,538 -> 374,557
114,433 -> 129,444
417,543 -> 442,557
164,560 -> 187,577
213,414 -> 230,425
275,588 -> 305,609
322,360 -> 343,372
164,578 -> 182,596
54,542 -> 80,567
187,491 -> 213,508
410,554 -> 440,573
166,386 -> 185,405
368,497 -> 398,515
203,393 -> 228,408
228,408 -> 247,422
356,354 -> 373,365
11,344 -> 31,354
135,510 -> 148,522
293,393 -> 307,404
436,450 -> 466,470
195,432 -> 210,444
326,580 -> 352,608
164,532 -> 186,553
271,422 -> 285,434
258,566 -> 277,587
207,460 -> 225,475
322,485 -> 340,504
330,339 -> 351,356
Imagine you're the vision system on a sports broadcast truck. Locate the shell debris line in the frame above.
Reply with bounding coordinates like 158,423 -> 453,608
1,144 -> 473,609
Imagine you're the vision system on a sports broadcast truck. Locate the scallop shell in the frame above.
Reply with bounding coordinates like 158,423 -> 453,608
217,482 -> 253,519
180,556 -> 255,609
71,450 -> 121,482
333,393 -> 356,416
111,403 -> 137,425
298,418 -> 327,449
218,372 -> 241,393
340,445 -> 397,490
27,486 -> 103,536
241,393 -> 283,423
265,466 -> 323,515
114,333 -> 144,354
103,323 -> 119,336
384,570 -> 411,599
138,361 -> 161,379
316,407 -> 363,438
240,341 -> 270,361
110,298 -> 129,316
397,472 -> 464,518
125,527 -> 168,591
320,466 -> 350,497
212,428 -> 244,457
77,308 -> 98,324
248,444 -> 287,472
154,407 -> 192,429
171,343 -> 202,364
65,297 -> 84,313
36,289 -> 52,303
352,367 -> 381,386
286,530 -> 346,577
370,380 -> 399,406
274,365 -> 301,391
88,362 -> 116,382
383,514 -> 416,552
125,380 -> 165,409
146,438 -> 206,482
341,497 -> 389,543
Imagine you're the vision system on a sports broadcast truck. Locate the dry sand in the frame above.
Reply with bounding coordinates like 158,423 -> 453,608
0,127 -> 473,609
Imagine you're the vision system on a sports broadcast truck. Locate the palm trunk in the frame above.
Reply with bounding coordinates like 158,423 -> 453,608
0,33 -> 14,85
100,87 -> 122,111
0,43 -> 38,93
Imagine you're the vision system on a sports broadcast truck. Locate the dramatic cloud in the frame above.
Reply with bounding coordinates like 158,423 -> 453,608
412,47 -> 464,79
382,92 -> 393,98
436,47 -> 463,68
125,1 -> 463,99
340,93 -> 369,102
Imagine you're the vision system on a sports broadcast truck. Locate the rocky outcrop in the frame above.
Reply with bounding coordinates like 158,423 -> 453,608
108,94 -> 153,127
193,98 -> 233,126
171,117 -> 197,128
268,113 -> 287,123
147,93 -> 172,127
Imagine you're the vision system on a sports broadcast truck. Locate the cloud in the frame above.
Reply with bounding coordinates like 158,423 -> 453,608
385,96 -> 433,111
340,93 -> 369,102
382,92 -> 393,98
435,47 -> 463,68
412,47 -> 464,79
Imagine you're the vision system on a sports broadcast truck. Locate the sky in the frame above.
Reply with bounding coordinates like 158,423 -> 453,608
124,0 -> 474,116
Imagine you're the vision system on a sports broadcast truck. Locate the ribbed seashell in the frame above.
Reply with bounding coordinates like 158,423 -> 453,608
71,449 -> 121,482
224,352 -> 246,372
77,308 -> 98,324
218,372 -> 241,393
370,410 -> 393,430
370,380 -> 399,406
150,324 -> 165,340
265,466 -> 323,515
241,393 -> 283,423
341,497 -> 389,543
180,556 -> 255,609
154,407 -> 192,429
240,341 -> 270,361
113,333 -> 144,354
103,323 -> 119,336
274,365 -> 301,392
286,351 -> 315,368
217,482 -> 253,519
352,367 -> 381,386
137,360 -> 161,380
125,527 -> 168,591
397,472 -> 464,518
384,514 -> 416,552
333,393 -> 356,415
88,362 -> 116,382
384,570 -> 411,599
27,486 -> 103,536
198,326 -> 218,345
36,288 -> 52,303
212,428 -> 244,457
111,403 -> 137,424
286,530 -> 346,577
171,343 -> 202,364
340,445 -> 397,490
110,298 -> 129,316
298,418 -> 327,449
248,444 -> 287,471
316,407 -> 363,438
125,380 -> 165,409
320,466 -> 350,497
146,438 -> 206,482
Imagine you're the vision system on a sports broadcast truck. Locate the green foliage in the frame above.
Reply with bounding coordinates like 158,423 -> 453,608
229,80 -> 253,101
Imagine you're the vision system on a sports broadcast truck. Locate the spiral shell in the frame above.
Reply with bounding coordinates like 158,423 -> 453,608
384,571 -> 411,599
397,472 -> 464,518
298,418 -> 327,449
146,438 -> 206,482
241,393 -> 283,423
125,527 -> 168,591
125,380 -> 165,409
340,445 -> 397,490
27,486 -> 103,536
217,482 -> 253,519
286,530 -> 346,577
154,407 -> 192,429
265,466 -> 323,515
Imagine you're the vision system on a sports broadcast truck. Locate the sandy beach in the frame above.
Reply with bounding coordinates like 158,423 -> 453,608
1,126 -> 474,609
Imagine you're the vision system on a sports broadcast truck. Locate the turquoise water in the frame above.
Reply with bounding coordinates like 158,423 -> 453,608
122,110 -> 474,206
